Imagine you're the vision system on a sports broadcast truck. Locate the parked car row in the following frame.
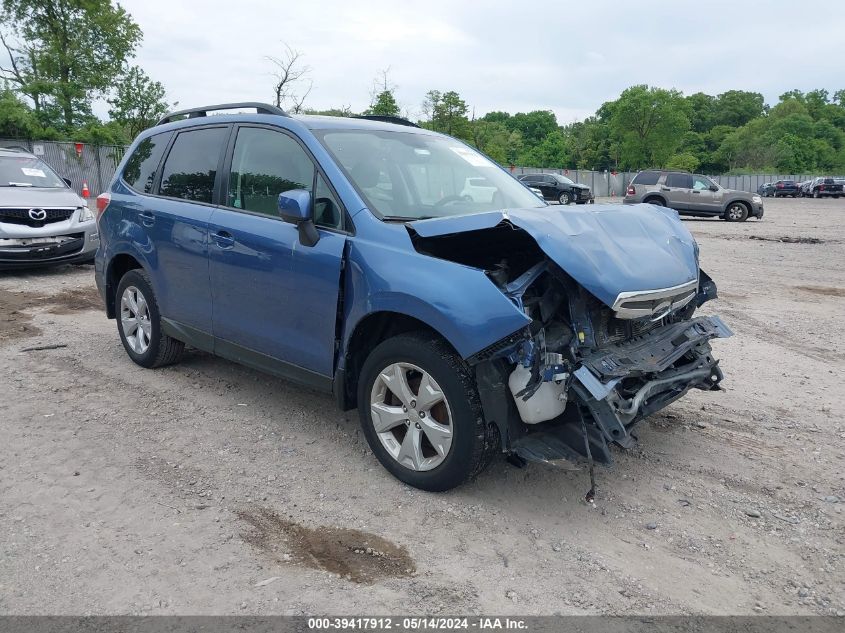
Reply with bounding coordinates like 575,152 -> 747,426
758,177 -> 843,198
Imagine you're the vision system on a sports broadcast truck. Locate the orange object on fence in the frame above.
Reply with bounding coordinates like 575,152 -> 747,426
81,180 -> 90,199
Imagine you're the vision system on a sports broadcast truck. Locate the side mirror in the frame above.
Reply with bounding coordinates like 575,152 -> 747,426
709,185 -> 718,192
62,177 -> 72,187
278,189 -> 319,247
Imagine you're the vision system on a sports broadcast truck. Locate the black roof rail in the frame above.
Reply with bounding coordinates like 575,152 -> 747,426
156,102 -> 288,126
353,114 -> 420,128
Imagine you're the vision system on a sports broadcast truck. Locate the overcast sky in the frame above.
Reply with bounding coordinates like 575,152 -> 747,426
119,0 -> 843,123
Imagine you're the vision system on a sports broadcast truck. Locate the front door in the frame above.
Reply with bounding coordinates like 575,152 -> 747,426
208,125 -> 347,377
689,174 -> 722,215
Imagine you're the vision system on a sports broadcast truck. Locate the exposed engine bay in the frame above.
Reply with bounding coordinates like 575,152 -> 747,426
409,219 -> 732,469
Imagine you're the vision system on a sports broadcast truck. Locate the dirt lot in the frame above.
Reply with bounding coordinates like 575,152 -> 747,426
1,197 -> 843,616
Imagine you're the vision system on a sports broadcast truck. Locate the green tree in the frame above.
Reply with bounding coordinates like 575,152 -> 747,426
507,110 -> 558,146
366,90 -> 400,117
0,87 -> 40,137
665,152 -> 700,172
604,85 -> 690,169
1,0 -> 142,130
108,65 -> 169,139
712,90 -> 765,128
423,90 -> 471,140
518,130 -> 569,168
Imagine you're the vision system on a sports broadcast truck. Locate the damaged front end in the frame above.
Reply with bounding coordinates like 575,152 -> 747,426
408,207 -> 732,470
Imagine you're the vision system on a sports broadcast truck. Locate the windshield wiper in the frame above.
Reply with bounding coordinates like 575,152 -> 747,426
381,215 -> 436,222
4,182 -> 34,187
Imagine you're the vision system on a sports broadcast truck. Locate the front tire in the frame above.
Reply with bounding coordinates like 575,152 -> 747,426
357,332 -> 498,491
115,269 -> 184,368
725,202 -> 749,222
558,191 -> 571,205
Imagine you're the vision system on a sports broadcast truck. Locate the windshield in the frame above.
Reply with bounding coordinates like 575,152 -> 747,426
316,130 -> 545,220
555,175 -> 574,185
0,155 -> 66,188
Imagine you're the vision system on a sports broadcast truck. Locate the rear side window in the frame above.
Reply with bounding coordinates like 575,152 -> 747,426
227,127 -> 315,216
633,171 -> 659,185
666,173 -> 692,188
158,127 -> 228,203
122,132 -> 171,193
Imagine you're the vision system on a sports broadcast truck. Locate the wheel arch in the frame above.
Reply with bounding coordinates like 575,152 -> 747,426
643,195 -> 667,206
336,310 -> 460,411
104,252 -> 145,318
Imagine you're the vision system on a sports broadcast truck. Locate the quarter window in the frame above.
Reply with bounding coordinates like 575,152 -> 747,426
122,132 -> 171,193
633,171 -> 660,185
158,127 -> 228,203
227,127 -> 315,217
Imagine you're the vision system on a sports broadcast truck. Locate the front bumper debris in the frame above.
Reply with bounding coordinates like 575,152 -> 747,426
509,316 -> 732,465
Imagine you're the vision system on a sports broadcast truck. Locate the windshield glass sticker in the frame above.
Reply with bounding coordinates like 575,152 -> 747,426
21,167 -> 46,178
450,146 -> 493,167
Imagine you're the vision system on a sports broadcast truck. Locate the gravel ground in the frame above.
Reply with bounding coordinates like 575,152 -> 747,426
1,197 -> 843,616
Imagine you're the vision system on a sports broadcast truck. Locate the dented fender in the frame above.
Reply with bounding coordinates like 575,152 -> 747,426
339,211 -> 530,361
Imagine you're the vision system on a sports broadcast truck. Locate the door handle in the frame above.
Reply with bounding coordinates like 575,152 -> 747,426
692,190 -> 701,194
213,230 -> 235,249
139,211 -> 155,227
660,187 -> 670,191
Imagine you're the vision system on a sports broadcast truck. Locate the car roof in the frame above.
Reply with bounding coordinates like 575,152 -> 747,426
0,146 -> 37,158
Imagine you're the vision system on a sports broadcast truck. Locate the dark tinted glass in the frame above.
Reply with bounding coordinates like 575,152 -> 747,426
123,132 -> 171,193
666,173 -> 692,188
314,174 -> 343,230
159,127 -> 227,203
633,171 -> 659,185
228,127 -> 315,216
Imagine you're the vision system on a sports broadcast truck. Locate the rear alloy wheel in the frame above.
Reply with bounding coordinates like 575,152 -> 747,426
116,269 -> 184,368
813,190 -> 820,198
358,333 -> 498,491
725,202 -> 749,222
558,191 -> 571,205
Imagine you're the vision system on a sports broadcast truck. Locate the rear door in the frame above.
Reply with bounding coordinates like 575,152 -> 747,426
208,125 -> 348,377
689,174 -> 722,215
663,172 -> 692,210
139,126 -> 228,333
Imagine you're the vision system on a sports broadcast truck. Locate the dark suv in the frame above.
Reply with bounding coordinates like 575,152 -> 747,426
94,103 -> 731,491
624,170 -> 764,221
518,173 -> 593,205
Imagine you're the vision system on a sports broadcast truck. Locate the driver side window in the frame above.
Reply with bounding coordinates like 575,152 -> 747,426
692,176 -> 711,191
227,127 -> 315,217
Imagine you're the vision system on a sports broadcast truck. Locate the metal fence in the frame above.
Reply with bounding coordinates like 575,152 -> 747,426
512,167 -> 845,197
0,138 -> 126,198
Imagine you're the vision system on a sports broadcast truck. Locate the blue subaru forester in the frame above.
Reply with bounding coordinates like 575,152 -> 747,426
95,102 -> 731,491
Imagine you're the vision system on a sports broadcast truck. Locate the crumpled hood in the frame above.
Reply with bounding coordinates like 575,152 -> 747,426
408,203 -> 699,308
0,187 -> 86,208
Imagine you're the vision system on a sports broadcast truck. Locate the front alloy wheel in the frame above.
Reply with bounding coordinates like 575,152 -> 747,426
370,362 -> 453,471
358,332 -> 498,491
725,202 -> 749,222
558,191 -> 571,205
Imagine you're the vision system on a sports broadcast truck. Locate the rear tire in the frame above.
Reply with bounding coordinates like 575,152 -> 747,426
357,332 -> 498,491
115,269 -> 184,369
644,197 -> 666,207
